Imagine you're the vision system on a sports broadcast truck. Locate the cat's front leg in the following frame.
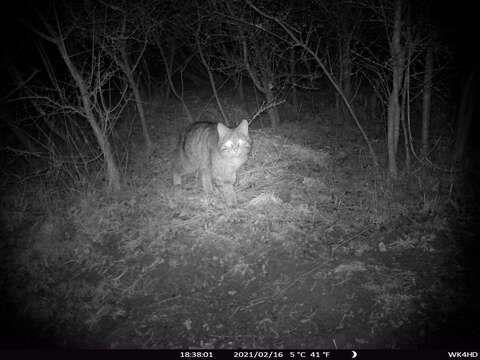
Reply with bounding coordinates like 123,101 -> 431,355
200,169 -> 214,193
173,172 -> 182,186
221,182 -> 237,206
172,150 -> 184,186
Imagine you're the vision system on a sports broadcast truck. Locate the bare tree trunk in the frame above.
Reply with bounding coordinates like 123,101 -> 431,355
421,46 -> 433,157
454,69 -> 477,162
222,42 -> 244,102
236,73 -> 244,101
165,40 -> 176,99
119,42 -> 153,155
262,63 -> 280,127
129,76 -> 153,153
196,23 -> 228,123
387,0 -> 403,178
334,91 -> 342,125
242,37 -> 280,127
53,36 -> 121,191
370,91 -> 378,120
265,86 -> 280,127
401,53 -> 411,173
340,35 -> 353,123
400,105 -> 410,173
342,53 -> 352,103
290,48 -> 298,115
157,39 -> 194,123
335,38 -> 344,124
262,67 -> 280,127
387,94 -> 400,177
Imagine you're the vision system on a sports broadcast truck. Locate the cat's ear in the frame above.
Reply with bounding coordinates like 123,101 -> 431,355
237,119 -> 249,136
217,122 -> 230,138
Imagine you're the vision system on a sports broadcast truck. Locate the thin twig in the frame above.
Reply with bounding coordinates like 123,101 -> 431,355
249,100 -> 286,125
246,0 -> 379,169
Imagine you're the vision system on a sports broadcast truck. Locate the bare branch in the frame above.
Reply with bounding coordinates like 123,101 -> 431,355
249,100 -> 285,125
1,70 -> 38,102
246,0 -> 378,168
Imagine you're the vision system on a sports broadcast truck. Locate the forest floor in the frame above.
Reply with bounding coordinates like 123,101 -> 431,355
0,93 -> 479,349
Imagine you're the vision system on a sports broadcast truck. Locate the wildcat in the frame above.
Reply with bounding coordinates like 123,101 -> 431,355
172,120 -> 251,205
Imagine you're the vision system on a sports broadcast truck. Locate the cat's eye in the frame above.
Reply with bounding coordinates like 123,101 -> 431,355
238,139 -> 249,147
238,139 -> 250,148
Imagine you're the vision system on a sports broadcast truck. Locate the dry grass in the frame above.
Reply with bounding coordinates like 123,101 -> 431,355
0,97 -> 472,348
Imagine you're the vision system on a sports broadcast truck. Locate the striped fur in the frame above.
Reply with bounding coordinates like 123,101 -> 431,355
172,120 -> 251,205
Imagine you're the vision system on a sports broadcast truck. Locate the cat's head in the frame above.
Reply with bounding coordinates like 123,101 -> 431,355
216,120 -> 251,157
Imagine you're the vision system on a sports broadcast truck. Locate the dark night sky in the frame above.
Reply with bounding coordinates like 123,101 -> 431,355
0,1 -> 478,89
431,1 -> 479,70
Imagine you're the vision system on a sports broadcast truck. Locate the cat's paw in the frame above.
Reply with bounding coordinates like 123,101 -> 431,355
173,173 -> 182,186
224,194 -> 238,207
